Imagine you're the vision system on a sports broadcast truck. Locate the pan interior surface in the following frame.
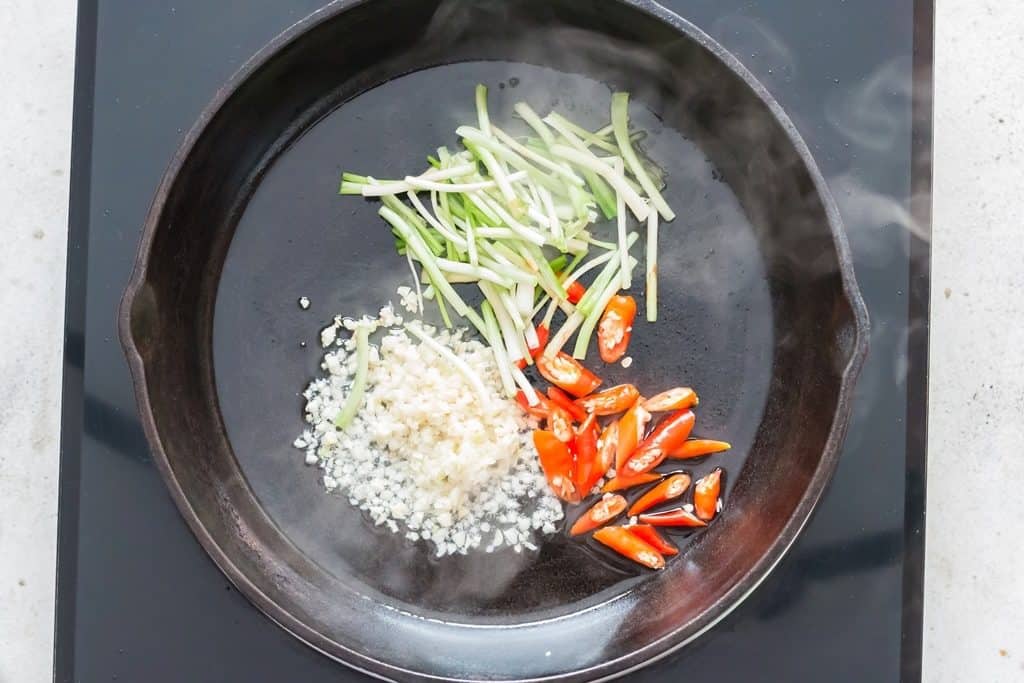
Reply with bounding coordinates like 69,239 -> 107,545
214,58 -> 771,619
124,1 -> 866,680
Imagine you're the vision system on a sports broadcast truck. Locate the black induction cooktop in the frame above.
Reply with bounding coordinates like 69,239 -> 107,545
56,1 -> 931,681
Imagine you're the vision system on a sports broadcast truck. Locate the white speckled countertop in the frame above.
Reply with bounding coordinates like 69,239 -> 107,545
1,1 -> 1021,681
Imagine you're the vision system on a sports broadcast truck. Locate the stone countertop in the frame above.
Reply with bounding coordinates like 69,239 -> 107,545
1,1 -> 1021,681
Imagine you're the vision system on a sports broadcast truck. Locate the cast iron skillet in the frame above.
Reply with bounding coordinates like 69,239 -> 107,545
119,0 -> 869,680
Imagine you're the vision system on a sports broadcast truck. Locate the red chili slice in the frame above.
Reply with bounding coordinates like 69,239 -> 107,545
615,400 -> 651,471
642,387 -> 699,412
627,473 -> 692,516
536,352 -> 602,398
516,390 -> 551,420
669,439 -> 732,459
566,281 -> 586,304
531,324 -> 550,357
548,405 -> 575,444
638,507 -> 706,528
533,430 -> 578,503
593,526 -> 665,569
601,472 -> 662,493
623,409 -> 695,476
597,295 -> 637,363
547,386 -> 588,422
571,414 -> 601,496
627,524 -> 679,556
570,494 -> 627,536
575,384 -> 640,416
694,468 -> 723,521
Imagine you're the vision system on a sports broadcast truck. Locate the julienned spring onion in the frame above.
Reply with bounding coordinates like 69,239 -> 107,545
334,324 -> 371,427
338,85 -> 676,399
611,93 -> 675,221
646,210 -> 659,322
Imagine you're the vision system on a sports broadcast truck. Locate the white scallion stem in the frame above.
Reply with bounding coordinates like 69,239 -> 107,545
524,323 -> 540,350
466,219 -> 478,265
614,157 -> 631,289
550,144 -> 650,221
473,193 -> 547,246
515,102 -> 556,146
474,146 -> 518,203
474,227 -> 517,240
562,250 -> 615,289
407,191 -> 467,249
565,237 -> 591,253
481,283 -> 525,360
532,293 -> 552,319
406,250 -> 424,314
380,206 -> 469,316
481,304 -> 517,398
539,186 -> 563,247
477,256 -> 535,285
334,325 -> 371,428
497,286 -> 528,332
458,127 -> 577,194
545,311 -> 585,358
358,163 -> 476,196
435,258 -> 514,288
475,84 -> 491,136
611,92 -> 675,221
545,112 -> 620,155
516,281 -> 535,317
541,296 -> 560,330
511,366 -> 540,405
646,210 -> 659,322
576,251 -> 623,315
527,205 -> 551,228
402,171 -> 526,193
490,125 -> 586,187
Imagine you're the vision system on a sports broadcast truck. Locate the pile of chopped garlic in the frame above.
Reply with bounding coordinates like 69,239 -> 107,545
294,305 -> 563,556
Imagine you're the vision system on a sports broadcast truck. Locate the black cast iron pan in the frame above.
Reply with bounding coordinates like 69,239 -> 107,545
119,0 -> 869,680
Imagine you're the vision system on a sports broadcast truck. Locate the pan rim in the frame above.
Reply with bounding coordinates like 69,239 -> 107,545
117,1 -> 871,681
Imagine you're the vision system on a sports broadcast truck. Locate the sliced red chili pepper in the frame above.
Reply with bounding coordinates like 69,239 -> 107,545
594,421 -> 617,481
516,390 -> 551,420
669,439 -> 732,459
623,409 -> 695,476
531,324 -> 550,357
533,430 -> 579,503
575,384 -> 640,416
643,387 -> 699,412
694,468 -> 723,521
627,473 -> 692,516
597,295 -> 637,363
627,524 -> 679,556
548,405 -> 575,444
601,472 -> 662,492
638,507 -> 706,528
570,494 -> 627,535
537,352 -> 602,398
566,280 -> 586,304
571,414 -> 601,495
547,386 -> 588,422
593,526 -> 665,569
615,400 -> 652,471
